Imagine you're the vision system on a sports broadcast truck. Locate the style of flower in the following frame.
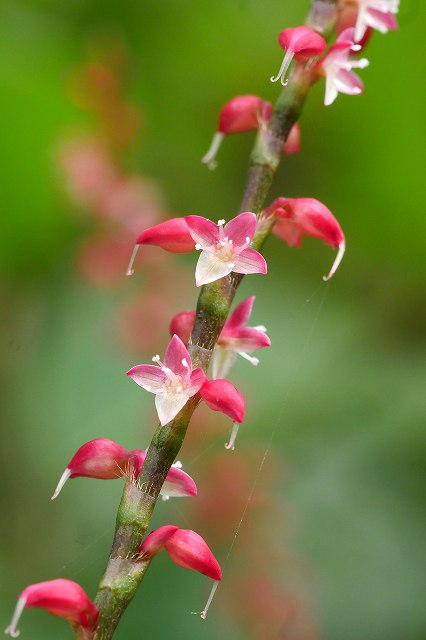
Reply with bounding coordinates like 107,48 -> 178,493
264,197 -> 345,280
271,26 -> 327,86
127,335 -> 206,426
354,0 -> 399,43
50,438 -> 197,500
185,212 -> 267,287
5,579 -> 98,638
319,28 -> 369,106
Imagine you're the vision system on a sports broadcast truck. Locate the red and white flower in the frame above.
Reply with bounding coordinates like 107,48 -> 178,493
170,296 -> 270,379
185,213 -> 267,286
126,335 -> 206,426
354,0 -> 399,43
264,197 -> 345,280
5,579 -> 98,638
271,26 -> 327,86
51,438 -> 197,501
319,28 -> 369,106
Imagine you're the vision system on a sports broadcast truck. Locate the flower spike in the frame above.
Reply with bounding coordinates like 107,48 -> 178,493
185,213 -> 267,287
264,197 -> 345,280
126,218 -> 195,275
5,579 -> 98,638
202,95 -> 272,169
126,335 -> 206,426
271,26 -> 327,86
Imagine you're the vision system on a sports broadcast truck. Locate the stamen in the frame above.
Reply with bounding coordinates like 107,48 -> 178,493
176,385 -> 183,393
237,351 -> 259,366
323,240 -> 346,281
200,580 -> 220,620
201,132 -> 225,170
253,325 -> 267,333
161,495 -> 170,501
5,596 -> 26,637
227,262 -> 235,270
181,358 -> 189,368
173,460 -> 183,469
245,236 -> 251,243
152,355 -> 161,363
51,468 -> 71,500
270,50 -> 294,86
161,366 -> 172,374
225,422 -> 240,451
126,244 -> 140,276
217,219 -> 225,226
195,243 -> 202,251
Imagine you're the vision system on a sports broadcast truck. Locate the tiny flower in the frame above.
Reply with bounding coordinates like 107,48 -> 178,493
126,335 -> 206,426
51,438 -> 137,500
264,197 -> 345,280
202,95 -> 272,169
271,26 -> 327,86
136,450 -> 197,500
169,297 -> 270,379
199,379 -> 246,450
185,212 -> 267,287
140,526 -> 222,580
5,579 -> 98,638
126,217 -> 195,275
354,0 -> 399,43
213,296 -> 271,379
319,28 -> 369,106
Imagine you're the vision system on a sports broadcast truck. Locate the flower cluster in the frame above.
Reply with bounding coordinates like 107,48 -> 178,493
7,4 -> 399,637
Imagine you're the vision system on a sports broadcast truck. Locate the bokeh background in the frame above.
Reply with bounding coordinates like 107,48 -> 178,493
1,1 -> 425,639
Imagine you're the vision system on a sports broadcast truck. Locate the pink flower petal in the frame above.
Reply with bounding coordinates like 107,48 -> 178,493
233,247 -> 267,275
126,365 -> 167,392
335,69 -> 364,96
195,250 -> 233,286
188,368 -> 207,395
211,348 -> 237,380
278,26 -> 327,58
164,529 -> 222,580
273,219 -> 303,246
224,212 -> 257,249
155,392 -> 190,426
225,296 -> 255,330
200,379 -> 245,423
220,326 -> 271,353
169,310 -> 196,345
185,216 -> 219,248
162,465 -> 198,497
367,8 -> 398,33
164,334 -> 192,379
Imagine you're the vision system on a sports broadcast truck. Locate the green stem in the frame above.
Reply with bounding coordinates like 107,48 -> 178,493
93,2 -> 337,638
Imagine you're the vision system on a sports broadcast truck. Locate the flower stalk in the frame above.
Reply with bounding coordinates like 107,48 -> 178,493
91,2 -> 339,638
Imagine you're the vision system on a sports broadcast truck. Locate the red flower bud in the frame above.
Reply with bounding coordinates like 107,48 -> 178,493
271,26 -> 327,86
126,218 -> 195,276
264,197 -> 345,280
51,438 -> 135,500
202,95 -> 272,169
200,379 -> 245,424
5,579 -> 98,638
169,310 -> 196,345
140,526 -> 222,581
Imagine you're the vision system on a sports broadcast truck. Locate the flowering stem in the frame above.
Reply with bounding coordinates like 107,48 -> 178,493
92,2 -> 337,638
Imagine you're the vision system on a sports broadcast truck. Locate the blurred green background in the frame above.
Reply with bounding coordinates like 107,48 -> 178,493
1,0 -> 425,639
